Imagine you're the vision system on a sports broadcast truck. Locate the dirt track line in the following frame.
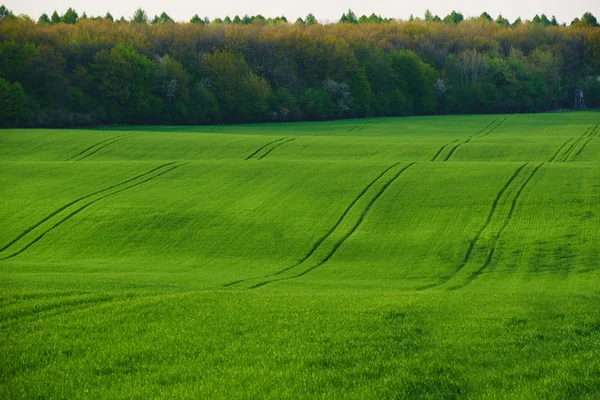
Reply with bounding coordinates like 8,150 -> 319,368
431,139 -> 459,161
434,117 -> 501,162
74,135 -> 135,161
418,162 -> 528,290
443,143 -> 462,161
245,138 -> 286,160
66,134 -> 134,161
457,163 -> 545,289
0,162 -> 176,253
222,161 -> 404,287
0,163 -> 183,259
257,138 -> 296,159
481,116 -> 508,137
571,137 -> 595,160
549,138 -> 574,162
251,162 -> 417,289
559,125 -> 594,161
473,117 -> 500,136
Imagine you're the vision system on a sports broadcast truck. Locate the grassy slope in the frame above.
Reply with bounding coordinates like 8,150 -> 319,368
1,112 -> 600,398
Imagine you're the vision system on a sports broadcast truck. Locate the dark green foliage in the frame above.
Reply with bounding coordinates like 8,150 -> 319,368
0,4 -> 14,21
444,11 -> 464,24
0,11 -> 598,127
131,8 -> 148,24
91,44 -> 161,123
480,12 -> 492,22
582,12 -> 599,27
0,77 -> 28,124
202,51 -> 271,123
190,14 -> 204,24
61,8 -> 78,24
37,13 -> 50,25
50,11 -> 61,24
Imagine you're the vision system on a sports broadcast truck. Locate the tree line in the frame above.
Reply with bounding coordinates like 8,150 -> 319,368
0,5 -> 599,127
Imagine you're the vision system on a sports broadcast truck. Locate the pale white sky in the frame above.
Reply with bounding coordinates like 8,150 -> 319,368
3,0 -> 599,25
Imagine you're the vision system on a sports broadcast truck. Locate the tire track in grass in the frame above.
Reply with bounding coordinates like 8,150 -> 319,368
570,123 -> 600,160
223,162 -> 414,288
559,125 -> 594,161
572,137 -> 595,160
457,163 -> 545,289
0,162 -> 177,253
419,162 -> 529,290
245,137 -> 286,160
257,138 -> 296,159
75,135 -> 136,161
0,162 -> 188,260
250,162 -> 416,289
480,116 -> 508,137
431,139 -> 459,161
66,134 -> 135,161
474,117 -> 500,135
549,138 -> 574,162
444,116 -> 506,161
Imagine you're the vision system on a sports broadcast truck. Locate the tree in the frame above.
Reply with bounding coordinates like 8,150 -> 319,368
582,12 -> 599,27
0,78 -> 28,125
305,13 -> 317,26
105,12 -> 113,22
424,9 -> 433,23
131,8 -> 148,24
190,14 -> 204,24
50,11 -> 61,24
0,4 -> 14,21
443,11 -> 463,24
302,88 -> 335,120
38,13 -> 51,25
91,44 -> 161,122
496,14 -> 510,28
202,51 -> 271,122
480,12 -> 492,22
61,8 -> 78,24
540,14 -> 551,26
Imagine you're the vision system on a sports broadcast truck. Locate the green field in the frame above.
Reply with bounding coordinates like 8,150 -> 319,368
1,112 -> 600,398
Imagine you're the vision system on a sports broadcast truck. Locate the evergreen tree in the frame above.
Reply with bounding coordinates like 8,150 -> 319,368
38,13 -> 51,25
132,8 -> 148,24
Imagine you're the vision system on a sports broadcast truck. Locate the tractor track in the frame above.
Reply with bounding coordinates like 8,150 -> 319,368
223,161 -> 404,287
557,124 -> 596,161
0,162 -> 188,260
245,138 -> 286,160
570,123 -> 600,160
66,134 -> 135,161
250,162 -> 416,289
443,116 -> 507,161
0,163 -> 177,253
549,138 -> 574,162
431,139 -> 459,161
455,163 -> 545,289
480,116 -> 508,137
257,138 -> 296,159
224,162 -> 415,288
419,162 -> 529,290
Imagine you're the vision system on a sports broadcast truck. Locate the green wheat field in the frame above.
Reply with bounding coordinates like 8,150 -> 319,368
1,112 -> 600,398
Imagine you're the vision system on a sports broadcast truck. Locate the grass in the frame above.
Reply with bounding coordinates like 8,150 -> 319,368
1,112 -> 600,398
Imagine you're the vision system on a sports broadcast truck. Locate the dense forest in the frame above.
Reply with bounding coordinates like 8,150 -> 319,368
1,5 -> 599,127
